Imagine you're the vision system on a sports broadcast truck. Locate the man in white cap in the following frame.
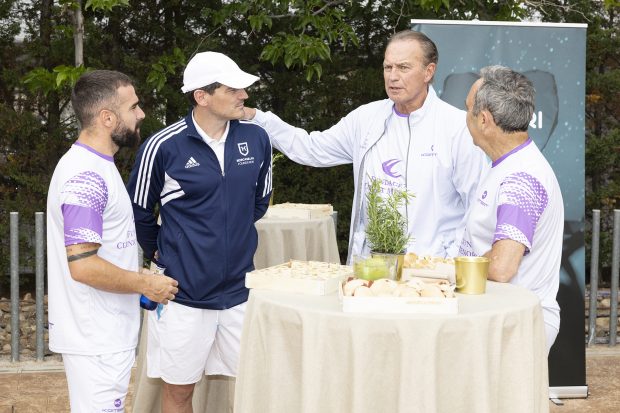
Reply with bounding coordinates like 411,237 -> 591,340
127,52 -> 273,412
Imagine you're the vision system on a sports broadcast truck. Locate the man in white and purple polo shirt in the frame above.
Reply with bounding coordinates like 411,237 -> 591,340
459,65 -> 564,354
47,70 -> 178,412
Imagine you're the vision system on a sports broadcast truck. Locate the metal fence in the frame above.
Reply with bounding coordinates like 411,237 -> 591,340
587,209 -> 620,346
3,209 -> 620,362
5,212 -> 46,361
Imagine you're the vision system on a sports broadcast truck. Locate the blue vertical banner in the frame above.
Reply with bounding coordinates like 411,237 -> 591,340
412,20 -> 587,395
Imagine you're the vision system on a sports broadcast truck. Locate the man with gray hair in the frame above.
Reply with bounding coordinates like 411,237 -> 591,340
243,30 -> 488,262
458,65 -> 564,354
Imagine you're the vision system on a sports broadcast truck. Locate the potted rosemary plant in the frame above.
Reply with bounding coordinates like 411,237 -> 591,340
357,177 -> 414,280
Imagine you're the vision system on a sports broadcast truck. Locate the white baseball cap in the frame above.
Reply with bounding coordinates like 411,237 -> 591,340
181,51 -> 259,93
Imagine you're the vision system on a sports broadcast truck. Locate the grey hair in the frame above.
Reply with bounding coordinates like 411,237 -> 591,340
71,70 -> 134,129
472,65 -> 535,133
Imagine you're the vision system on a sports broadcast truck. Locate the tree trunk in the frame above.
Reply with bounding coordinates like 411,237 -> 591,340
40,0 -> 60,137
73,0 -> 84,66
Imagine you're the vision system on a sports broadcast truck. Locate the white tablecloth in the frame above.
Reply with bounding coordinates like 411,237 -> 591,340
234,282 -> 549,413
131,214 -> 340,412
254,214 -> 340,268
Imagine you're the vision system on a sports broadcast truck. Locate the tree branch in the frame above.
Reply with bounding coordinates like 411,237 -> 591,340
312,0 -> 348,16
268,0 -> 348,19
521,0 -> 591,21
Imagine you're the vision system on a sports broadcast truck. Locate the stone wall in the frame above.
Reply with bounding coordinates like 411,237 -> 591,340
0,294 -> 54,360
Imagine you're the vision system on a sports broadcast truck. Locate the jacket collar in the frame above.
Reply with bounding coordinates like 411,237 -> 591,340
183,109 -> 239,141
359,85 -> 438,154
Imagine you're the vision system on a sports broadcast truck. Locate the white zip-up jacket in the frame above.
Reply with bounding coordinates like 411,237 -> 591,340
254,86 -> 489,263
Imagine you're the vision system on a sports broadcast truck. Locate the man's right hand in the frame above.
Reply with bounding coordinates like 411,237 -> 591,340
242,107 -> 257,120
142,273 -> 179,304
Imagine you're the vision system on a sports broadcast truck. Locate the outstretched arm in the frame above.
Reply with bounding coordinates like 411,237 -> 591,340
243,106 -> 356,167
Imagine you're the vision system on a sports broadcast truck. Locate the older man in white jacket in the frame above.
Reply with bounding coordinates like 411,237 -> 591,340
244,30 -> 489,263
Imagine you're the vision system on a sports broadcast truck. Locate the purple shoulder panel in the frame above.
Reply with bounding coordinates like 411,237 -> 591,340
494,172 -> 548,251
61,171 -> 108,246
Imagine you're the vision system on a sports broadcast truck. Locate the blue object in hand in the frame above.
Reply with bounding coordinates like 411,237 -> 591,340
140,262 -> 165,311
140,294 -> 158,311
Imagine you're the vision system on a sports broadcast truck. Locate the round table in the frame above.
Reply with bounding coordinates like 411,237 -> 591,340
131,214 -> 340,412
253,214 -> 341,268
234,282 -> 550,413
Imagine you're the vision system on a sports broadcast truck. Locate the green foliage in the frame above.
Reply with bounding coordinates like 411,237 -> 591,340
603,0 -> 620,9
200,0 -> 360,82
419,0 -> 450,12
0,104 -> 70,292
364,177 -> 414,254
21,68 -> 56,96
146,47 -> 186,92
583,6 -> 620,275
23,65 -> 89,95
52,65 -> 88,88
0,1 -> 19,43
85,0 -> 129,12
248,12 -> 273,32
586,132 -> 619,179
58,0 -> 80,9
261,33 -> 332,81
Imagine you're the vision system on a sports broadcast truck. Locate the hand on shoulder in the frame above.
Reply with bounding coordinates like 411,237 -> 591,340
242,107 -> 257,120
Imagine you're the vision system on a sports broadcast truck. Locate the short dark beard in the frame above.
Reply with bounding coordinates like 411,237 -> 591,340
111,121 -> 141,149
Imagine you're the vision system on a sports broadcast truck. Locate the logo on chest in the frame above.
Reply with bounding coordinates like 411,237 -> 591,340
421,144 -> 437,157
381,159 -> 402,178
236,141 -> 255,166
477,190 -> 489,207
185,156 -> 200,169
238,142 -> 249,156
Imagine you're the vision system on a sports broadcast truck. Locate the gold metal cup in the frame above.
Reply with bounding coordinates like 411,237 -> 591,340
454,256 -> 489,294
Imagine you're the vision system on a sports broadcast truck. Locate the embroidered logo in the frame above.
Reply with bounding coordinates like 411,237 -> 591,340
381,159 -> 402,178
184,157 -> 200,169
102,398 -> 123,412
238,142 -> 249,156
421,144 -> 437,157
478,190 -> 489,207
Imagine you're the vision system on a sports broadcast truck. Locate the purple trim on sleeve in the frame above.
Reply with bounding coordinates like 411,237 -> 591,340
74,142 -> 114,162
60,171 -> 108,246
495,204 -> 534,243
392,106 -> 410,118
492,139 -> 532,168
62,204 -> 103,245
